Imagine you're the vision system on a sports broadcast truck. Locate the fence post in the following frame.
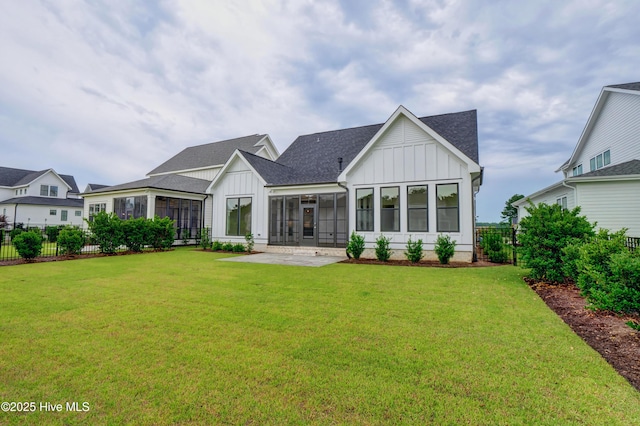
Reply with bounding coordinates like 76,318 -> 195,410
512,228 -> 517,266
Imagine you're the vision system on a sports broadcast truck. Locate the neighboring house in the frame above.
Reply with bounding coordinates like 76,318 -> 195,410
80,134 -> 279,238
209,106 -> 482,261
514,82 -> 640,236
0,167 -> 84,228
84,183 -> 110,193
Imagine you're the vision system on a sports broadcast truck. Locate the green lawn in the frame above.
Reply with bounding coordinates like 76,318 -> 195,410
1,248 -> 639,425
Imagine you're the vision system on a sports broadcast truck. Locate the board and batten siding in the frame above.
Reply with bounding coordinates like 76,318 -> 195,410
570,92 -> 640,173
210,158 -> 268,246
576,180 -> 640,236
345,116 -> 474,261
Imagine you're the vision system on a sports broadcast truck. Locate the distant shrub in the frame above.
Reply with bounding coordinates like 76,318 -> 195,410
122,217 -> 149,252
405,236 -> 425,263
86,211 -> 123,254
222,242 -> 234,252
245,233 -> 255,253
434,235 -> 455,264
200,228 -> 212,250
10,228 -> 23,241
518,203 -> 594,283
232,243 -> 246,253
480,229 -> 508,263
45,225 -> 61,243
181,229 -> 191,246
375,235 -> 392,262
346,231 -> 365,260
148,216 -> 175,250
212,240 -> 223,251
13,230 -> 43,260
57,227 -> 86,255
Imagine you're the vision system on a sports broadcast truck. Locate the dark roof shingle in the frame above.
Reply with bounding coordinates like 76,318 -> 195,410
0,196 -> 84,208
147,134 -> 266,175
85,174 -> 210,195
607,82 -> 640,92
0,167 -> 79,193
572,159 -> 640,178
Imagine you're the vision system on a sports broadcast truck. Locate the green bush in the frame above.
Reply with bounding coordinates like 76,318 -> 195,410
480,229 -> 508,263
346,231 -> 365,260
12,230 -> 43,260
245,233 -> 255,253
45,225 -> 60,243
405,236 -> 425,263
86,211 -> 123,254
148,216 -> 175,250
375,235 -> 392,262
232,243 -> 246,253
518,203 -> 594,283
10,228 -> 24,241
212,240 -> 223,251
122,217 -> 149,252
200,228 -> 212,250
222,242 -> 234,252
433,235 -> 455,264
57,227 -> 86,255
181,229 -> 191,246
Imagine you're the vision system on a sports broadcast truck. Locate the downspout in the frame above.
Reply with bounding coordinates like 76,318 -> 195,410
471,169 -> 483,262
562,178 -> 577,207
13,202 -> 19,229
337,181 -> 349,257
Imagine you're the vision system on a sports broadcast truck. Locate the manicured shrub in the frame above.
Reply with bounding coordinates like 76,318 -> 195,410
245,233 -> 255,253
212,240 -> 223,251
10,228 -> 24,241
45,225 -> 60,243
232,243 -> 246,253
405,236 -> 425,263
86,211 -> 123,254
222,242 -> 234,252
148,216 -> 175,250
122,217 -> 149,252
375,235 -> 392,262
346,231 -> 365,260
57,226 -> 86,255
434,234 -> 455,264
200,228 -> 212,250
12,230 -> 43,260
518,203 -> 594,283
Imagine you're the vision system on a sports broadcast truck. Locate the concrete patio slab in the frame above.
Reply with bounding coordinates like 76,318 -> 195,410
218,252 -> 346,267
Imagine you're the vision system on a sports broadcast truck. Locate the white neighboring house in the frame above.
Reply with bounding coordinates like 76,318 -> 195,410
80,135 -> 279,240
209,106 -> 483,262
514,82 -> 640,236
0,167 -> 84,228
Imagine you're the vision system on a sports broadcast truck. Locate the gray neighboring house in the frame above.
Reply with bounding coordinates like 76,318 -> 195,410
0,167 -> 84,228
80,134 -> 279,238
514,82 -> 640,236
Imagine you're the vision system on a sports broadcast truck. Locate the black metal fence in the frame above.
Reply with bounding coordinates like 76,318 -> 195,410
0,226 -> 201,263
627,237 -> 640,252
475,227 -> 519,265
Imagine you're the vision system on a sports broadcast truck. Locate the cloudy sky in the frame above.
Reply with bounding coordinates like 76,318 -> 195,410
1,0 -> 639,221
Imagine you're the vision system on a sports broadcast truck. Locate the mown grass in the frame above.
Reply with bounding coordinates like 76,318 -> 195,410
1,247 -> 639,425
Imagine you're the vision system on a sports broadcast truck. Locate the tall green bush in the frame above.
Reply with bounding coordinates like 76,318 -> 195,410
518,203 -> 594,283
12,230 -> 43,260
148,216 -> 175,250
122,217 -> 149,252
375,235 -> 392,262
57,227 -> 86,255
346,231 -> 365,260
200,228 -> 212,250
405,236 -> 425,263
479,229 -> 508,263
434,234 -> 455,264
45,225 -> 60,243
86,211 -> 124,254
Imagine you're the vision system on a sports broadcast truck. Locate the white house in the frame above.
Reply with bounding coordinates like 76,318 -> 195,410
514,82 -> 640,236
81,134 -> 279,239
0,167 -> 84,228
209,106 -> 482,261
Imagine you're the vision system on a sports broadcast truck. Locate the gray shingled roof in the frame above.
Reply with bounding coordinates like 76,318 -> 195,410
0,166 -> 79,193
147,134 -> 267,175
245,110 -> 479,186
0,196 -> 84,208
607,82 -> 640,92
86,183 -> 110,192
86,174 -> 210,195
572,159 -> 640,178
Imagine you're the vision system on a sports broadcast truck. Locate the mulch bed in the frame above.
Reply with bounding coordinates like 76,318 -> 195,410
340,258 -> 497,267
527,278 -> 640,391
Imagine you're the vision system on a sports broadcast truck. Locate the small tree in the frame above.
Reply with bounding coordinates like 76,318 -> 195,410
518,202 -> 594,283
501,194 -> 524,225
200,228 -> 212,250
405,236 -> 424,263
375,235 -> 392,262
122,217 -> 149,252
86,211 -> 123,254
245,233 -> 255,253
12,230 -> 43,260
434,234 -> 455,264
57,227 -> 86,255
346,231 -> 365,260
